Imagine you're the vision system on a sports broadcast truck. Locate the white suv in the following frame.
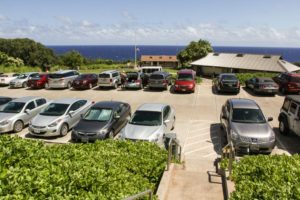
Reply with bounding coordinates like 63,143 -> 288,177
98,70 -> 121,89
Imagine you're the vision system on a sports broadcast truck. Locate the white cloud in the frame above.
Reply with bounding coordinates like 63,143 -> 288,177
0,16 -> 300,47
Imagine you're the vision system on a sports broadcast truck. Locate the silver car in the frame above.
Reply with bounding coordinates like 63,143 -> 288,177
220,98 -> 275,154
47,70 -> 79,89
0,96 -> 49,133
29,98 -> 93,137
9,72 -> 39,88
120,103 -> 176,147
98,70 -> 121,89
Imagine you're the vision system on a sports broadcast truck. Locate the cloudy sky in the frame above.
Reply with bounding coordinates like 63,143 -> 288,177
1,0 -> 300,47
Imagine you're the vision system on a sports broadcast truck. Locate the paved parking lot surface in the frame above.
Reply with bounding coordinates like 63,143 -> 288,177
1,78 -> 300,199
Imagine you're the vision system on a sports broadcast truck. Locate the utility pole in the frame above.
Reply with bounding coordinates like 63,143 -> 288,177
134,31 -> 137,69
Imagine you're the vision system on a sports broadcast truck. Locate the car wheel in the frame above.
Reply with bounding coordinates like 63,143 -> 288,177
13,120 -> 24,133
279,119 -> 289,135
60,123 -> 69,136
22,82 -> 27,88
114,82 -> 118,89
88,83 -> 93,89
108,130 -> 114,139
280,87 -> 286,95
67,82 -> 71,89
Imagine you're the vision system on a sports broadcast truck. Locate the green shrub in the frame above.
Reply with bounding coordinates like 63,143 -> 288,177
0,136 -> 167,199
236,73 -> 278,85
230,155 -> 300,200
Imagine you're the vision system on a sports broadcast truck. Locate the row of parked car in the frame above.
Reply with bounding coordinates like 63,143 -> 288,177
0,67 -> 197,93
0,95 -> 176,147
213,72 -> 300,95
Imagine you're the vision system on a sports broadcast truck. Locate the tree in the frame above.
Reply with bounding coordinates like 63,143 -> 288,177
61,50 -> 84,69
0,38 -> 56,67
177,39 -> 213,66
0,51 -> 24,67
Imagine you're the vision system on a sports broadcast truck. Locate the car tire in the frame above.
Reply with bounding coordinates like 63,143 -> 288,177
114,82 -> 118,89
67,82 -> 71,89
60,123 -> 69,136
13,120 -> 24,133
22,82 -> 27,88
281,87 -> 286,95
88,83 -> 93,89
108,130 -> 114,139
279,119 -> 289,135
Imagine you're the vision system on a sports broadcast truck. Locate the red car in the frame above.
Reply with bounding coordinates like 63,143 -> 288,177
27,74 -> 49,89
72,73 -> 98,89
174,69 -> 196,93
273,72 -> 300,94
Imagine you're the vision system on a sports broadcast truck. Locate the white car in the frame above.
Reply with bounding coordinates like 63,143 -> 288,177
0,73 -> 19,86
120,103 -> 176,147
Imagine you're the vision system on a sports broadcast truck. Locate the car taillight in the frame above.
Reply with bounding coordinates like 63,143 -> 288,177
163,80 -> 167,84
83,80 -> 87,84
135,80 -> 141,83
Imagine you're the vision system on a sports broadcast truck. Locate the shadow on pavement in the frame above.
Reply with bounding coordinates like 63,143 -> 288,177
210,123 -> 225,155
274,127 -> 300,154
242,87 -> 277,97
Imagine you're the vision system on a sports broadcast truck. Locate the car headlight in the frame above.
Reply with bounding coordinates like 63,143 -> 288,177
149,134 -> 160,142
230,130 -> 239,140
48,119 -> 62,127
99,128 -> 108,135
0,120 -> 10,126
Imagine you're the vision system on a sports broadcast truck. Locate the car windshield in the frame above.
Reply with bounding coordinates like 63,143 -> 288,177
129,111 -> 162,126
178,73 -> 193,81
0,102 -> 25,113
232,108 -> 266,123
17,74 -> 28,79
40,103 -> 69,116
83,108 -> 112,121
31,74 -> 42,79
222,75 -> 237,81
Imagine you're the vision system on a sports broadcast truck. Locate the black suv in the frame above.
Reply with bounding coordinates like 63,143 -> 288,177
213,73 -> 240,94
278,95 -> 300,136
148,71 -> 172,90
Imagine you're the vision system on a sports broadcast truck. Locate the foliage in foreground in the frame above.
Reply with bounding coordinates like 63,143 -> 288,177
0,136 -> 167,199
230,155 -> 300,200
236,72 -> 278,85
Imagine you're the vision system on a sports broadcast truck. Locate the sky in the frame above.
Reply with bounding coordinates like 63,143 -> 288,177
1,0 -> 300,47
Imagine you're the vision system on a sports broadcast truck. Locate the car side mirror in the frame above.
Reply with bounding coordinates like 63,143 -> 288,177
69,110 -> 75,117
267,117 -> 273,122
114,114 -> 120,119
164,119 -> 170,124
25,109 -> 30,114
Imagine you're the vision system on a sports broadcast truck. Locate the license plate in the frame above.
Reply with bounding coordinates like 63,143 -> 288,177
182,89 -> 186,91
228,84 -> 232,87
34,129 -> 40,133
81,137 -> 88,142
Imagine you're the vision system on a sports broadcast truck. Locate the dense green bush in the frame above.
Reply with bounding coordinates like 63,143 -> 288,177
230,155 -> 300,200
236,73 -> 278,85
0,136 -> 167,199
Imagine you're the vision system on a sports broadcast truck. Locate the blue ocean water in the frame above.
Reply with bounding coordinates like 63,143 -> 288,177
48,45 -> 300,63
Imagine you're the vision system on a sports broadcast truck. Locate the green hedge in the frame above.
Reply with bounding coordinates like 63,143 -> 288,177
236,73 -> 278,85
0,136 -> 167,199
230,155 -> 300,200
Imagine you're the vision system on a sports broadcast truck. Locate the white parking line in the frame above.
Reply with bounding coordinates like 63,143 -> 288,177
184,145 -> 213,155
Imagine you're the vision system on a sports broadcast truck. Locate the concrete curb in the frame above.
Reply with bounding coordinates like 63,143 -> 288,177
156,163 -> 175,200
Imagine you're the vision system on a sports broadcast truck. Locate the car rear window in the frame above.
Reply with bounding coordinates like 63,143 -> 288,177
49,74 -> 64,79
282,98 -> 291,111
99,74 -> 110,78
289,76 -> 300,83
178,73 -> 193,81
221,75 -> 237,81
150,74 -> 164,80
126,73 -> 138,80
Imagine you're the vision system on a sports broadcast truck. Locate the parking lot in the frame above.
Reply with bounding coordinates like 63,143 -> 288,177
1,78 -> 300,199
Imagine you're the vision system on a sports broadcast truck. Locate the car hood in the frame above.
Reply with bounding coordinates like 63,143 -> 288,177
175,80 -> 194,85
231,122 -> 273,138
31,114 -> 62,126
123,123 -> 163,140
0,112 -> 17,121
73,119 -> 108,133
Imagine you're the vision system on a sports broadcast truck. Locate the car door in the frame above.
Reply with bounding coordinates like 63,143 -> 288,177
294,107 -> 300,136
287,101 -> 299,133
23,100 -> 37,124
112,105 -> 125,132
67,101 -> 82,127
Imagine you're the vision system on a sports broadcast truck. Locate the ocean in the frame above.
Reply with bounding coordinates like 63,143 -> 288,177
48,45 -> 300,63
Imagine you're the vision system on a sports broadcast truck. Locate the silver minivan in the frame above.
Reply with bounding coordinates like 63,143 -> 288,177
98,70 -> 121,89
0,96 -> 49,133
29,98 -> 93,137
47,70 -> 79,89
